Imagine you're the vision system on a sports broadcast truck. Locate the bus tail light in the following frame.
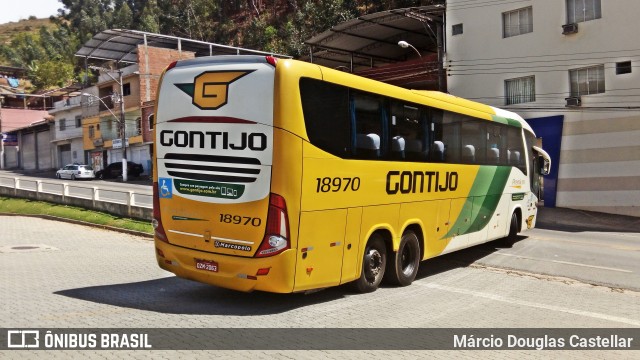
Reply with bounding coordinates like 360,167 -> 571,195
152,182 -> 169,243
255,193 -> 289,257
265,56 -> 278,67
166,60 -> 178,71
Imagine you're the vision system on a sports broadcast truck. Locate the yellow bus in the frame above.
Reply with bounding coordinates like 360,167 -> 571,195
152,56 -> 551,293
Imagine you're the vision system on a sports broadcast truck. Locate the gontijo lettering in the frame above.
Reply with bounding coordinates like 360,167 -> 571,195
159,130 -> 267,151
386,170 -> 459,194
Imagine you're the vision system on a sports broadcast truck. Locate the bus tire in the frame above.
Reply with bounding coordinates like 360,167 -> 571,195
352,234 -> 387,293
508,211 -> 519,239
384,231 -> 421,286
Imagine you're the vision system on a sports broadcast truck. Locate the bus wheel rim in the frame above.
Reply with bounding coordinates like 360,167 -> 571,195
400,245 -> 415,275
364,249 -> 382,283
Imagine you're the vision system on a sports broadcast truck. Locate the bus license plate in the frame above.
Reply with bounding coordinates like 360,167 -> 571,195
195,259 -> 218,272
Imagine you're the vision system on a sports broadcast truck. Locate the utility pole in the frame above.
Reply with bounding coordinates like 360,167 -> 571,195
117,69 -> 128,182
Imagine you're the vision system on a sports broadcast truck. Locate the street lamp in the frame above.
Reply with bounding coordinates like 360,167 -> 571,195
87,66 -> 129,182
398,40 -> 422,58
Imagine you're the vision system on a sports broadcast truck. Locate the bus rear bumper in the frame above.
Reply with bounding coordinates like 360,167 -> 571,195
154,239 -> 296,293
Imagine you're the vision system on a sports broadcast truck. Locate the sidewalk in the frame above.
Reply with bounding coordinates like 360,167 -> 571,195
537,206 -> 640,233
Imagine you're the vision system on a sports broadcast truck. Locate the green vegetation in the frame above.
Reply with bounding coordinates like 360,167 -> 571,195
0,1 -> 443,92
0,196 -> 152,234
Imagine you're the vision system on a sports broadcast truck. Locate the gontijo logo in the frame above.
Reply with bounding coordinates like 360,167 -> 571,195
175,70 -> 254,110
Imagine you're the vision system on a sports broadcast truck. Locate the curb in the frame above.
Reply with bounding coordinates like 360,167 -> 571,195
0,213 -> 154,240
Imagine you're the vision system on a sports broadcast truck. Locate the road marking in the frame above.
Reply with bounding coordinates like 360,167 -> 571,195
492,252 -> 633,273
419,282 -> 640,327
528,234 -> 640,251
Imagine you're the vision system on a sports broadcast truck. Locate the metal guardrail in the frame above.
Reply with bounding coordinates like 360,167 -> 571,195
0,176 -> 152,220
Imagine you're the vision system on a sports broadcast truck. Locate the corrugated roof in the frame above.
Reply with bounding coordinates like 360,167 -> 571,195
75,29 -> 290,64
304,5 -> 444,71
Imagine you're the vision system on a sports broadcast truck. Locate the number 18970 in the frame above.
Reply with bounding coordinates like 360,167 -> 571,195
315,177 -> 360,193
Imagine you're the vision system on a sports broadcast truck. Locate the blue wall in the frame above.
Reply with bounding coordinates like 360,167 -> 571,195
525,115 -> 564,207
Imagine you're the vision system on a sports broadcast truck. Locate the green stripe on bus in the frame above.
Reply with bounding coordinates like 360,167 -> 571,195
507,118 -> 522,128
492,115 -> 522,129
442,166 -> 511,239
491,115 -> 509,125
468,166 -> 511,232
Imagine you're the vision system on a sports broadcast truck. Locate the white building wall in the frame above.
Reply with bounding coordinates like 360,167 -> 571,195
446,0 -> 640,216
50,96 -> 87,166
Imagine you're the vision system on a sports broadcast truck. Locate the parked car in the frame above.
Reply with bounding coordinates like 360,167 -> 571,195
95,161 -> 144,179
56,164 -> 95,180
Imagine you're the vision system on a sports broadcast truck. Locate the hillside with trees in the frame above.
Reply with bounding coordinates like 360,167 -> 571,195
0,0 -> 442,92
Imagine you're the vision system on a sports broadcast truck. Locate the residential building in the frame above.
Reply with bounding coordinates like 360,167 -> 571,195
49,95 -> 85,168
81,46 -> 196,176
446,0 -> 640,216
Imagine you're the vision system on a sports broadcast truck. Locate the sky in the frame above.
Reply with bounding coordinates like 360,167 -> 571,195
0,0 -> 63,25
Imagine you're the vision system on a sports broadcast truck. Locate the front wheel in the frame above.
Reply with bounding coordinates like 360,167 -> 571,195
352,234 -> 387,293
508,212 -> 519,240
384,231 -> 421,286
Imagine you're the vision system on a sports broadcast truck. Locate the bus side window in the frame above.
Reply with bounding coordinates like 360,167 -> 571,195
389,101 -> 427,161
487,124 -> 506,165
429,109 -> 444,162
507,126 -> 526,172
441,112 -> 461,163
300,78 -> 351,158
353,93 -> 383,160
461,120 -> 487,164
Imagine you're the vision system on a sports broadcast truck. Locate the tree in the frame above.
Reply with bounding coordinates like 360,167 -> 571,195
28,60 -> 75,89
112,1 -> 134,29
138,0 -> 160,33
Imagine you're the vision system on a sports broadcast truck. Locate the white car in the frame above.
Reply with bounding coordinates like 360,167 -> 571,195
56,164 -> 95,180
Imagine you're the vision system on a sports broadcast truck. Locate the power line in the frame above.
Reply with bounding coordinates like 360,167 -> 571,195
446,0 -> 531,11
448,54 -> 640,68
447,48 -> 640,64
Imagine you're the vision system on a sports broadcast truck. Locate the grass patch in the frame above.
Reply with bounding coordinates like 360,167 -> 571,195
0,196 -> 152,234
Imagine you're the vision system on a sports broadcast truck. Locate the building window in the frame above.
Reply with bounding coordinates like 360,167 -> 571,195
567,0 -> 601,24
59,119 -> 66,131
452,23 -> 463,35
503,7 -> 533,38
98,86 -> 114,110
75,115 -> 82,128
123,83 -> 131,96
569,65 -> 605,97
148,114 -> 154,130
505,76 -> 536,105
616,61 -> 632,75
89,125 -> 95,138
136,117 -> 142,135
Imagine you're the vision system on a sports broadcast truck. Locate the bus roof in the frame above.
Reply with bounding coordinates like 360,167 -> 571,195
411,90 -> 534,134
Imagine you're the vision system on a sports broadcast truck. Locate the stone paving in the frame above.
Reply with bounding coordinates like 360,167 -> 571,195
1,216 -> 638,359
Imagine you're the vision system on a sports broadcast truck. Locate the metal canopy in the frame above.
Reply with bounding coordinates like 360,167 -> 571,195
304,5 -> 444,71
75,29 -> 289,65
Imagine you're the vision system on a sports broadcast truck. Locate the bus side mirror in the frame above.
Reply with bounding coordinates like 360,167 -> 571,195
539,156 -> 551,176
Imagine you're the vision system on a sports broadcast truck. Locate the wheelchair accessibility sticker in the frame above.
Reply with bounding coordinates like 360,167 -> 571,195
159,178 -> 173,198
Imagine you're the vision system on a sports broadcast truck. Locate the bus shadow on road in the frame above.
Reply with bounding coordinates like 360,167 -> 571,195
54,276 -> 348,316
412,235 -> 528,281
54,236 -> 527,315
